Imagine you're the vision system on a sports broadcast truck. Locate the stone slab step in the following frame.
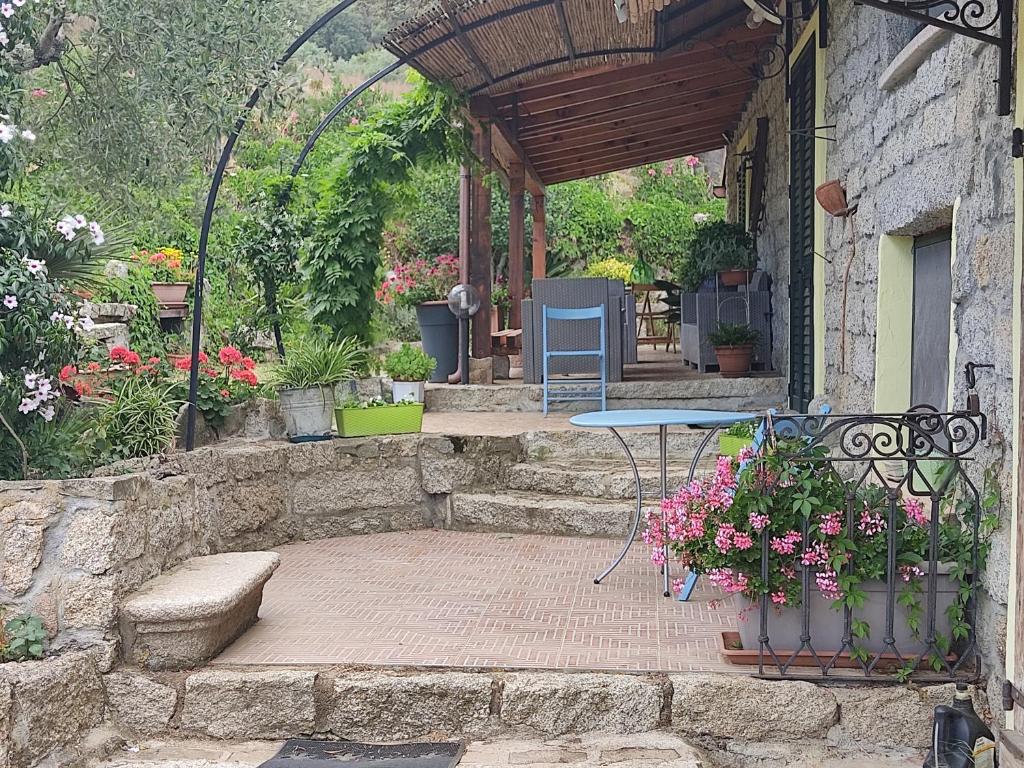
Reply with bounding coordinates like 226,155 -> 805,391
521,427 -> 716,461
120,552 -> 280,672
448,490 -> 646,537
504,459 -> 700,499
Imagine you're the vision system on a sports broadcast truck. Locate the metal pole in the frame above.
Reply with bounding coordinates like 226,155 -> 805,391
186,0 -> 369,451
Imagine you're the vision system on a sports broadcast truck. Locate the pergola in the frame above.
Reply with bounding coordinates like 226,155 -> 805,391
383,0 -> 780,357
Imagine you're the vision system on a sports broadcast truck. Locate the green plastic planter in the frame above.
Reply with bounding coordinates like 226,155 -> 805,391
335,402 -> 424,438
718,434 -> 754,457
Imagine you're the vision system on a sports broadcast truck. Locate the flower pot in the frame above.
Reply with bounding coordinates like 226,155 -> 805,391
713,344 -> 754,378
335,402 -> 424,438
278,385 -> 335,442
731,568 -> 960,657
151,282 -> 190,305
718,434 -> 754,457
415,301 -> 459,383
815,179 -> 849,217
391,380 -> 425,404
718,269 -> 752,287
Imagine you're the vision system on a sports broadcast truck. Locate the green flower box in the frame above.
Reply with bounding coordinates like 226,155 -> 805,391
335,402 -> 424,438
718,434 -> 754,458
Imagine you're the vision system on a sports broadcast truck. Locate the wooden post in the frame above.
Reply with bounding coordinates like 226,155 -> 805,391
508,160 -> 525,329
458,163 -> 471,284
531,192 -> 546,285
470,123 -> 492,359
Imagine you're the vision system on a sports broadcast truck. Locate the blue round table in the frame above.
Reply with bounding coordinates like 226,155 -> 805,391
569,409 -> 758,596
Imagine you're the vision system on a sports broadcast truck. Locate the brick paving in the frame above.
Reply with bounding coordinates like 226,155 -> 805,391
214,530 -> 737,672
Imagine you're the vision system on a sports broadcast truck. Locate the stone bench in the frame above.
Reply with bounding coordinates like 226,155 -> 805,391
120,551 -> 280,671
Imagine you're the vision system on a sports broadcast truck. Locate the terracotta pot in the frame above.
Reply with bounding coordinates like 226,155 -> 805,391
713,344 -> 754,377
151,282 -> 189,305
718,269 -> 752,287
815,179 -> 849,216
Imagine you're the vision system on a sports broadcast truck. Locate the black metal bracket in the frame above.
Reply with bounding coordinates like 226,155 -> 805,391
1004,680 -> 1024,711
854,0 -> 1013,115
1013,127 -> 1023,158
787,124 -> 837,141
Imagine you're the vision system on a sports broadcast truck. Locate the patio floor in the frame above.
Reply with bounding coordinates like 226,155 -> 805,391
214,529 -> 738,672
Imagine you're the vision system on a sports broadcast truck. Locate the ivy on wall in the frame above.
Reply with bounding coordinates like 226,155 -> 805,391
304,78 -> 469,340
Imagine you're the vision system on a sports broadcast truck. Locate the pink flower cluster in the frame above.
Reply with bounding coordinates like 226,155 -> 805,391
816,568 -> 842,600
858,507 -> 886,536
904,497 -> 928,526
899,564 -> 924,582
770,530 -> 802,555
707,568 -> 749,594
819,510 -> 842,536
800,541 -> 830,567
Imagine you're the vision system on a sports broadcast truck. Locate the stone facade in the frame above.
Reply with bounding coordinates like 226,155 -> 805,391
728,0 -> 1015,722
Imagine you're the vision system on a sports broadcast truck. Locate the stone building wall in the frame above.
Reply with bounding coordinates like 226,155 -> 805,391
729,0 -> 1016,720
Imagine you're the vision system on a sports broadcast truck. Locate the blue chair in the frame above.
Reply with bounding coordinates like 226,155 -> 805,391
542,305 -> 607,415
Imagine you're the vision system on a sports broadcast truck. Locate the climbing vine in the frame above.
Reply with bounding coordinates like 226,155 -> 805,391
305,78 -> 469,340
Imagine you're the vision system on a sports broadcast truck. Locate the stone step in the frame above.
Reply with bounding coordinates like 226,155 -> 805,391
520,426 -> 718,460
504,459 -> 700,499
448,490 -> 647,537
425,375 -> 787,413
120,552 -> 280,671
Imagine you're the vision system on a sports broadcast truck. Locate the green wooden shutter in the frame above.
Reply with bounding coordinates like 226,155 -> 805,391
788,44 -> 816,413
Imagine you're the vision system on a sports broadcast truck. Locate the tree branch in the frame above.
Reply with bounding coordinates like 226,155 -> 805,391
12,2 -> 68,73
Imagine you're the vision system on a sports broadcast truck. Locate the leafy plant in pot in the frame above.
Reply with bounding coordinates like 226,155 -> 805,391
707,323 -> 760,378
680,221 -> 757,290
382,343 -> 436,404
268,337 -> 366,442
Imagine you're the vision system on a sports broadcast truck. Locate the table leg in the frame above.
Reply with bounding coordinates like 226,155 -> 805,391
593,427 -> 643,585
676,425 -> 723,601
660,424 -> 671,597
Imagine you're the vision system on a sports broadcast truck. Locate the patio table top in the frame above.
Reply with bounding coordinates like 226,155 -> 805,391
569,409 -> 758,429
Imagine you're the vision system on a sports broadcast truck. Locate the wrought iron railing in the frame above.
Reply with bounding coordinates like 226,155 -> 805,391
751,406 -> 988,682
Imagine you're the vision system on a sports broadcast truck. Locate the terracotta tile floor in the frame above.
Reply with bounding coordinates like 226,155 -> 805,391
215,530 -> 738,672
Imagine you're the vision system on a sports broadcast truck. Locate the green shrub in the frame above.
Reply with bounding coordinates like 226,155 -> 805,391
92,267 -> 166,359
383,343 -> 436,382
585,257 -> 634,282
546,180 -> 621,273
680,221 -> 756,291
270,337 -> 367,390
708,323 -> 760,347
102,377 -> 179,461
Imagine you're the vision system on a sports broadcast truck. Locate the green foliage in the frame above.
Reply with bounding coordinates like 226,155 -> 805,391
305,79 -> 468,340
546,180 -> 621,272
372,301 -> 420,343
101,377 -> 179,461
680,220 -> 756,291
1,612 -> 47,662
708,323 -> 760,347
585,257 -> 635,282
383,343 -> 435,381
724,419 -> 758,439
92,269 -> 166,359
270,337 -> 367,390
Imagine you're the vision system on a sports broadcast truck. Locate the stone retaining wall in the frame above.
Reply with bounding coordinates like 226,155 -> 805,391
0,434 -> 520,663
101,665 -> 967,753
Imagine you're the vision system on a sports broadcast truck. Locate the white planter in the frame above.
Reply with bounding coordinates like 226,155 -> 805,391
278,385 -> 335,442
391,380 -> 425,404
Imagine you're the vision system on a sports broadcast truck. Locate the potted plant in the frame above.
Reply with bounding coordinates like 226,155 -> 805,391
136,248 -> 193,306
268,337 -> 365,442
719,419 -> 757,457
335,395 -> 424,438
378,254 -> 459,382
646,442 -> 994,668
382,343 -> 436,404
707,323 -> 760,378
680,221 -> 757,290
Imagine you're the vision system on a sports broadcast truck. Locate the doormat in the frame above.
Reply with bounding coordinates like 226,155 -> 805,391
258,739 -> 465,768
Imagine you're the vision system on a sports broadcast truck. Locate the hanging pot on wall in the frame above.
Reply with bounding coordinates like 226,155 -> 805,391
815,180 -> 850,217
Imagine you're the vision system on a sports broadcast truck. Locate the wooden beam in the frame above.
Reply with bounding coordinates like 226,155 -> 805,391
552,0 -> 576,62
539,136 -> 726,182
438,0 -> 495,85
508,161 -> 525,330
531,193 -> 546,283
470,122 -> 493,358
523,99 -> 750,161
459,163 -> 471,283
470,97 -> 546,196
533,128 -> 732,174
488,26 -> 773,113
515,74 -> 755,136
517,85 -> 751,142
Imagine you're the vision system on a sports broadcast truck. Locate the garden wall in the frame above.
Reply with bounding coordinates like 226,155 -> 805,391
0,434 -> 521,666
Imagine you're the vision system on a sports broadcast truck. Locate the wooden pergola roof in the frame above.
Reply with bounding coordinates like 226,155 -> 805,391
384,0 -> 778,185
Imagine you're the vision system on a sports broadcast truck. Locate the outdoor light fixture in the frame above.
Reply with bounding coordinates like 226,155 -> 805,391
741,0 -> 783,25
447,284 -> 480,385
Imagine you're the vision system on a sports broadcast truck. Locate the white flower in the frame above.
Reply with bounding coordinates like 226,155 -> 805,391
19,128 -> 34,142
24,371 -> 38,389
2,294 -> 16,309
25,258 -> 45,276
693,212 -> 710,224
12,0 -> 25,6
89,221 -> 105,246
0,123 -> 14,143
79,315 -> 95,331
56,215 -> 78,240
73,214 -> 87,228
40,405 -> 55,422
18,397 -> 37,414
1,203 -> 11,217
0,5 -> 12,19
35,377 -> 52,398
0,31 -> 9,47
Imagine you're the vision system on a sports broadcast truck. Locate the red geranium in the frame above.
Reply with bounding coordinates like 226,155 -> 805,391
218,346 -> 243,366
